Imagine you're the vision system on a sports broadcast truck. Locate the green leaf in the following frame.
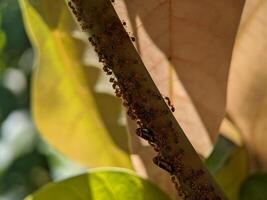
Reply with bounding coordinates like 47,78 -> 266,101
0,31 -> 6,53
19,0 -> 132,168
25,168 -> 171,200
0,151 -> 51,199
205,135 -> 249,200
240,173 -> 267,200
2,0 -> 30,58
0,86 -> 17,122
205,136 -> 236,174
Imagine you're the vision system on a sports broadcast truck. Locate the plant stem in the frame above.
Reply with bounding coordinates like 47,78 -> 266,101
67,0 -> 228,199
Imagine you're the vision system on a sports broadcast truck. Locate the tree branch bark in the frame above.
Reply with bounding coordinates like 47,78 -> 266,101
67,0 -> 228,199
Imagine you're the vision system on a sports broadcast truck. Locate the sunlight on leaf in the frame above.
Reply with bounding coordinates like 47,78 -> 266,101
228,0 -> 267,169
25,168 -> 171,200
114,0 -> 245,157
114,1 -> 245,198
19,0 -> 132,168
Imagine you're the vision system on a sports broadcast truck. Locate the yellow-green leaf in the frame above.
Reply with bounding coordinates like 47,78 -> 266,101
19,0 -> 132,168
25,168 -> 171,200
205,123 -> 249,200
214,146 -> 248,200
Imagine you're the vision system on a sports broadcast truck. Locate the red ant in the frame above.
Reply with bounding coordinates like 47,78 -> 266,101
163,96 -> 175,112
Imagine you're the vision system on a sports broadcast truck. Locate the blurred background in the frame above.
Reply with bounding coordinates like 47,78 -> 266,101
0,0 -> 86,199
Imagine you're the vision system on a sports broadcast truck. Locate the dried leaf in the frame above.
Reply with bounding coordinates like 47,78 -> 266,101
114,0 -> 244,157
115,0 -> 245,197
227,0 -> 267,169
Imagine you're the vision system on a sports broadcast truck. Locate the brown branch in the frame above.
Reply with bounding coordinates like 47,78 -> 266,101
67,0 -> 227,199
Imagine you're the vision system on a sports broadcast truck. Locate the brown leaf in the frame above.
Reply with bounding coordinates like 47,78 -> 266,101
228,0 -> 267,169
111,1 -> 245,197
112,1 -> 244,197
114,0 -> 244,157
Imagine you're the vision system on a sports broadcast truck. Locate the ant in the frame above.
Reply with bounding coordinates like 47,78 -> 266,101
136,128 -> 156,144
153,155 -> 174,174
163,96 -> 175,112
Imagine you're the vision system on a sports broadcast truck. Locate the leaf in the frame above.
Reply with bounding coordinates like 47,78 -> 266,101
205,134 -> 249,200
239,173 -> 267,200
25,168 -> 171,200
205,136 -> 236,174
0,151 -> 51,199
213,147 -> 248,200
0,86 -> 17,122
227,0 -> 267,169
114,0 -> 244,198
113,0 -> 245,157
19,0 -> 132,168
2,0 -> 29,59
0,30 -> 6,53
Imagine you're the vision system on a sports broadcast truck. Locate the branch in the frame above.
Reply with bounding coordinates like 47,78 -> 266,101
67,0 -> 227,199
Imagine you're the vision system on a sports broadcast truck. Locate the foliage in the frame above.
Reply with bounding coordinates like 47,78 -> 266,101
0,0 -> 52,199
227,0 -> 267,168
205,136 -> 249,200
0,0 -> 265,199
240,173 -> 267,200
20,0 -> 132,168
113,0 -> 244,156
25,168 -> 171,200
0,151 -> 50,200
